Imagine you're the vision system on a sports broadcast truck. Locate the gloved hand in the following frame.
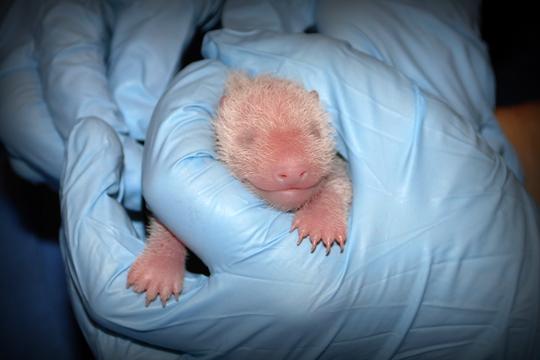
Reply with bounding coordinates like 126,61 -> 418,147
61,29 -> 539,359
314,0 -> 523,181
222,0 -> 315,33
0,0 -> 222,209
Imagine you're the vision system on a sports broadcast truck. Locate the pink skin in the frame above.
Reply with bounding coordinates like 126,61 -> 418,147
128,73 -> 352,306
127,217 -> 186,307
243,132 -> 325,210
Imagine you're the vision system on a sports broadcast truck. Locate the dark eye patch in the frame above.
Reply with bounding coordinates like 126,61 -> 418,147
238,130 -> 257,146
310,126 -> 321,139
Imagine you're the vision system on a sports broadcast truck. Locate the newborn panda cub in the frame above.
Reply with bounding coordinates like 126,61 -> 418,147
128,72 -> 352,306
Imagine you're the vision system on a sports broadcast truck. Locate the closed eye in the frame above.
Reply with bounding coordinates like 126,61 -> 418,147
238,130 -> 257,146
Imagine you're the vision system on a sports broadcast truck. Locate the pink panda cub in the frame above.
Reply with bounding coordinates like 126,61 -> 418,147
128,72 -> 352,306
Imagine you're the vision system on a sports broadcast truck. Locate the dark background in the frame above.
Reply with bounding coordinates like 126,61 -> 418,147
1,1 -> 538,359
481,1 -> 540,105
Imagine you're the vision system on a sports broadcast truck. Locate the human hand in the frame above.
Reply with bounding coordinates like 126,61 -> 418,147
59,29 -> 539,358
0,0 -> 222,210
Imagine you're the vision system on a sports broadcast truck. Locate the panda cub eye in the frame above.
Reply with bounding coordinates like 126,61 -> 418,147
238,130 -> 257,146
310,126 -> 321,139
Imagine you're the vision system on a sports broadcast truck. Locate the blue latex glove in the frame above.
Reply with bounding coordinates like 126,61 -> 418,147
0,0 -> 222,209
222,0 -> 315,33
61,25 -> 539,358
315,0 -> 523,182
0,0 -> 65,186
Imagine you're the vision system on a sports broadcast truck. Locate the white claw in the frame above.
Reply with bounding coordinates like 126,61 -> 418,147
290,221 -> 298,232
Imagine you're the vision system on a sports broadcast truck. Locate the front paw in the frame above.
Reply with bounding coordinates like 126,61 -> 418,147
291,206 -> 347,255
127,250 -> 185,307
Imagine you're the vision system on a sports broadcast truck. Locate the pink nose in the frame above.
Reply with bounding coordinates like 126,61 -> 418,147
274,165 -> 308,186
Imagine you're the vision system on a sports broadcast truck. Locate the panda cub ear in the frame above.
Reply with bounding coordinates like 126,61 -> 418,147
219,95 -> 227,108
309,90 -> 319,100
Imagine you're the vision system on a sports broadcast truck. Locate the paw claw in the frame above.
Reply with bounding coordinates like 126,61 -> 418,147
293,206 -> 348,254
337,235 -> 346,252
145,295 -> 155,307
128,250 -> 185,307
325,242 -> 332,255
290,220 -> 299,232
297,229 -> 308,245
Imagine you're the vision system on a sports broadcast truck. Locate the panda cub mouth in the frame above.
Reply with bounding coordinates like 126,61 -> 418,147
249,181 -> 323,211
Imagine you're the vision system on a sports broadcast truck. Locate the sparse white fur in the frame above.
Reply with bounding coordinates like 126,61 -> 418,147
215,72 -> 335,180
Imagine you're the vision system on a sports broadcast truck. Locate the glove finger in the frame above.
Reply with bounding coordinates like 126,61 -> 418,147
0,41 -> 64,185
63,117 -> 272,353
61,117 -> 222,350
37,0 -> 127,140
36,1 -> 142,209
222,0 -> 315,32
61,117 -> 142,301
108,0 -> 223,140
